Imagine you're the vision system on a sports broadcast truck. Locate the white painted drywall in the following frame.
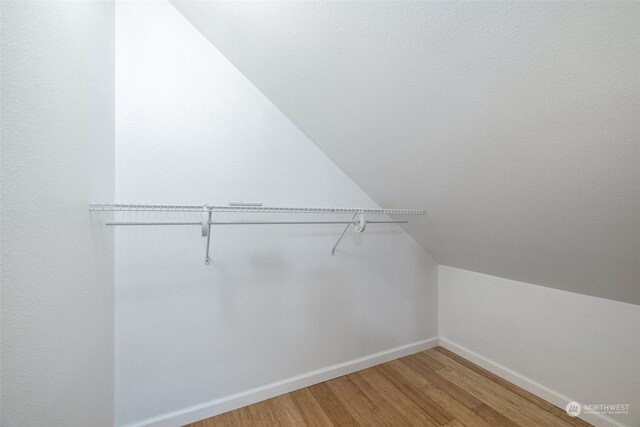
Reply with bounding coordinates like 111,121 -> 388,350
172,1 -> 640,305
439,266 -> 640,427
114,2 -> 437,425
0,2 -> 115,426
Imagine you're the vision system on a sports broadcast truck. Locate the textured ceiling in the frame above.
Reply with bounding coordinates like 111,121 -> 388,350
172,1 -> 640,304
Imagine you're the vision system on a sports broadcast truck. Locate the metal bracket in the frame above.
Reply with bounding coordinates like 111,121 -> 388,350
331,213 -> 366,255
354,213 -> 367,233
203,208 -> 212,265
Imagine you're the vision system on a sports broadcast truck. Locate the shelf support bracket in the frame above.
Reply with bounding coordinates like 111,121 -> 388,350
331,212 -> 360,256
203,208 -> 212,265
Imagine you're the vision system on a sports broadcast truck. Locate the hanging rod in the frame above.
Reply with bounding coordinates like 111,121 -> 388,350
89,203 -> 424,215
90,203 -> 423,264
105,220 -> 407,226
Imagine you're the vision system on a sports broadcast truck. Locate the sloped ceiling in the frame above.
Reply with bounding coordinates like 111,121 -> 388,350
171,1 -> 639,304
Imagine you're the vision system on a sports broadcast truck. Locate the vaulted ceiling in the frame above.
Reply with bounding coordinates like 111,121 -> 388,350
172,1 -> 639,304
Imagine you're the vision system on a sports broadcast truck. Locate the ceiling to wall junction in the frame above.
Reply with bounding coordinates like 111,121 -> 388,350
171,1 -> 640,304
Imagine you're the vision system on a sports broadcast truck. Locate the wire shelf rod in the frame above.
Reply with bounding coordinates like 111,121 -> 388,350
89,203 -> 424,215
105,220 -> 408,226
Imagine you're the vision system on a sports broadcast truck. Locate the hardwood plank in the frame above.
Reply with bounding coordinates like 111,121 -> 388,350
232,407 -> 255,426
421,383 -> 493,427
350,368 -> 437,426
548,406 -> 593,427
472,403 -> 520,427
399,354 -> 484,410
308,381 -> 359,426
384,359 -> 431,388
288,388 -> 335,426
400,354 -> 437,375
377,363 -> 454,425
325,376 -> 394,425
245,399 -> 280,426
354,366 -> 439,426
347,371 -> 414,426
269,394 -> 308,426
436,366 -> 571,427
414,351 -> 447,370
432,347 -> 555,411
428,347 -> 591,426
430,348 -> 592,427
228,406 -> 258,426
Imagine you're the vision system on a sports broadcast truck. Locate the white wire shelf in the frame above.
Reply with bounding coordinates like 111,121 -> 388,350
89,203 -> 424,263
89,203 -> 424,215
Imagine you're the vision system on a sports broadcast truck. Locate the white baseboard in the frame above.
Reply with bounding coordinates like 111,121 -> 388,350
123,337 -> 439,427
124,337 -> 622,427
439,338 -> 624,427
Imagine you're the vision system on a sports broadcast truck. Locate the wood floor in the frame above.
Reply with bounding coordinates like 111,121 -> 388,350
186,347 -> 591,427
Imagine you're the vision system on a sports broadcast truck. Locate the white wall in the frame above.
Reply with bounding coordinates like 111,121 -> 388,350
0,2 -> 115,427
439,266 -> 640,427
114,2 -> 438,426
